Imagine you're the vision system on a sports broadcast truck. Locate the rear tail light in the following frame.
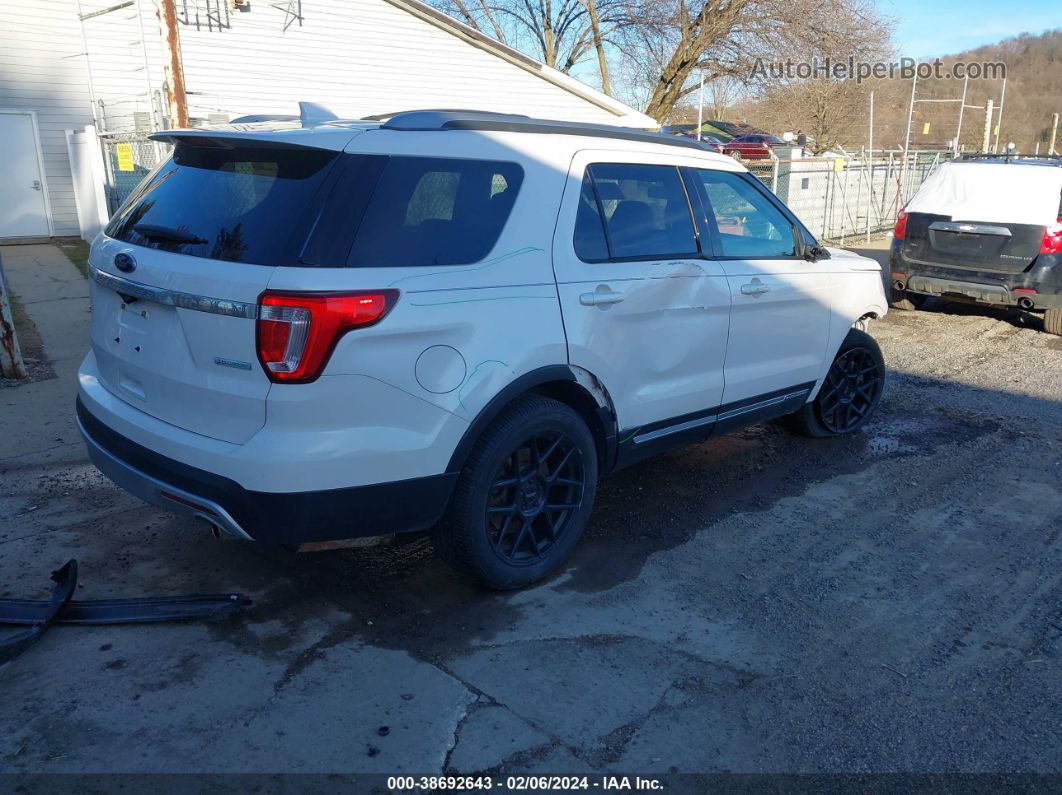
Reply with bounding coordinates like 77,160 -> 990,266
893,209 -> 908,240
256,290 -> 398,383
1040,217 -> 1062,255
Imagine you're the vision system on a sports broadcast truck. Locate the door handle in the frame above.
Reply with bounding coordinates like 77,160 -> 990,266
740,280 -> 770,296
580,290 -> 625,307
31,180 -> 41,191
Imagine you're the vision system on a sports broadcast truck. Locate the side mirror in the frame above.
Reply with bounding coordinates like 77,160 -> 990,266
793,224 -> 829,261
805,244 -> 830,262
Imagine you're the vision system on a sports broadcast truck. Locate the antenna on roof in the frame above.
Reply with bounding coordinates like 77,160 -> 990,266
299,102 -> 338,126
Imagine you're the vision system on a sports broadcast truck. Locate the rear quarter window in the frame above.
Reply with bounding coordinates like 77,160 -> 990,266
346,157 -> 524,267
106,144 -> 337,266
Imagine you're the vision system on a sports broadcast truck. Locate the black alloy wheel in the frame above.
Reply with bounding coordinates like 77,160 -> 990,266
816,346 -> 883,433
434,395 -> 598,590
485,433 -> 585,566
785,328 -> 886,438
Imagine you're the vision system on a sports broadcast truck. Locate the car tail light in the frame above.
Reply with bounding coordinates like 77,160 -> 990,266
1040,217 -> 1062,255
256,290 -> 398,383
893,209 -> 908,240
1013,288 -> 1038,295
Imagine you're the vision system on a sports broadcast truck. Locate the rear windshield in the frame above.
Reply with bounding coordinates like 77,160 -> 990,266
106,143 -> 337,266
108,148 -> 524,269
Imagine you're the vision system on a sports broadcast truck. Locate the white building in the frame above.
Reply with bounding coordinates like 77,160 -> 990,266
0,0 -> 655,240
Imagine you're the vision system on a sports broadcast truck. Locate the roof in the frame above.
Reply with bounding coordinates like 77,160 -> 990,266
956,154 -> 1062,167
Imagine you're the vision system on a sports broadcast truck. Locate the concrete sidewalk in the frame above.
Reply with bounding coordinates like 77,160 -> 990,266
0,244 -> 90,468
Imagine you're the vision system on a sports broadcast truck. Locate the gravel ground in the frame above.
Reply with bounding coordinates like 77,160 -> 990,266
1,280 -> 1060,776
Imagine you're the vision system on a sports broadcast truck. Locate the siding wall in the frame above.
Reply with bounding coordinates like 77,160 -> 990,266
172,0 -> 638,125
1,0 -> 648,236
0,1 -> 96,235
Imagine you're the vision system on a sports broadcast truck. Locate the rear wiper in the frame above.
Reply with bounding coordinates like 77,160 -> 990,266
133,223 -> 207,245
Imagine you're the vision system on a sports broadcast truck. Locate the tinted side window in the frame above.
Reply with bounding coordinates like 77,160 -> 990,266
695,170 -> 796,258
586,164 -> 697,260
348,157 -> 523,267
106,144 -> 337,265
573,174 -> 609,261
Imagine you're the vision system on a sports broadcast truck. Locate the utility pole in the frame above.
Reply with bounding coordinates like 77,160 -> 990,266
954,75 -> 968,154
696,73 -> 705,142
1050,113 -> 1059,156
992,78 -> 1007,152
902,74 -> 916,158
901,73 -> 917,201
158,0 -> 188,127
868,90 -> 874,155
981,99 -> 994,153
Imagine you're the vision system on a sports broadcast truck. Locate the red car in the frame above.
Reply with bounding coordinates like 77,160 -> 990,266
722,134 -> 786,159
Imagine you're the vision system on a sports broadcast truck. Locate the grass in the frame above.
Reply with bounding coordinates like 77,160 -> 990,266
57,240 -> 90,278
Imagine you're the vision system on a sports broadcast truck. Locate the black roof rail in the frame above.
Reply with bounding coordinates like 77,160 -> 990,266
957,152 -> 1062,165
364,108 -> 531,122
378,110 -> 719,153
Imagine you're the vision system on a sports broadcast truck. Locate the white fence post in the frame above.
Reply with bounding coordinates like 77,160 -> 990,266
66,124 -> 110,242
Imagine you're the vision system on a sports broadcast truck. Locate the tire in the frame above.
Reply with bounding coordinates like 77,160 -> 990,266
890,291 -> 928,311
432,395 -> 598,590
1045,308 -> 1062,336
788,329 -> 886,438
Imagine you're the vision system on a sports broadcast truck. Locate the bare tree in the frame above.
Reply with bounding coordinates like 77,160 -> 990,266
617,0 -> 890,123
430,0 -> 621,89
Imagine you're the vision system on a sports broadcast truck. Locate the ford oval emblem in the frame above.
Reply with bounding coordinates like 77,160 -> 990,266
114,253 -> 136,273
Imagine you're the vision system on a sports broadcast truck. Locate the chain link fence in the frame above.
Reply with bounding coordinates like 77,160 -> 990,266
746,151 -> 952,244
97,132 -> 168,214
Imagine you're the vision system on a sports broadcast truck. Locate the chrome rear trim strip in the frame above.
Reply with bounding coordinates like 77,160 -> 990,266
90,265 -> 258,319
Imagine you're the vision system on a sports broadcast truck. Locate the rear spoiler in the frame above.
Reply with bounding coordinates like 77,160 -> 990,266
149,128 -> 365,152
150,102 -> 361,150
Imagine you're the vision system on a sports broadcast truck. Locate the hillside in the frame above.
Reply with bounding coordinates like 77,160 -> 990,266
723,28 -> 1061,154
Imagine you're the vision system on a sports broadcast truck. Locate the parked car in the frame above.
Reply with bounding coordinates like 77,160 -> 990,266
77,108 -> 888,589
661,125 -> 728,153
723,134 -> 786,160
698,133 -> 729,154
890,154 -> 1062,335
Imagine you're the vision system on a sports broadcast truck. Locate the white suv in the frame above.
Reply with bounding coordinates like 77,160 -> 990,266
77,109 -> 888,589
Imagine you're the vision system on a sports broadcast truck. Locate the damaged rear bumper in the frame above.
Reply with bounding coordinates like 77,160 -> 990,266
76,397 -> 457,546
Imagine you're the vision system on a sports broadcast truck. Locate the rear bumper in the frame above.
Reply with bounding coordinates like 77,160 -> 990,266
77,397 -> 458,545
890,242 -> 1062,310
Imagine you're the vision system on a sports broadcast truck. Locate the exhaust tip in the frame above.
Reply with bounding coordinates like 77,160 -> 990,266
894,280 -> 907,291
1017,296 -> 1034,310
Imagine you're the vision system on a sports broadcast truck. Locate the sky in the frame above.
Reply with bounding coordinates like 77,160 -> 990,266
882,0 -> 1061,58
